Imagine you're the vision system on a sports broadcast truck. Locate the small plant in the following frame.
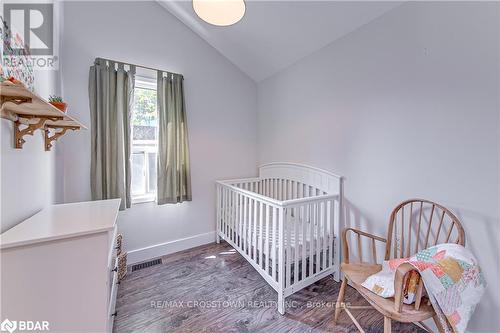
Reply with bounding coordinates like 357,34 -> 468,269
49,95 -> 63,103
48,95 -> 67,112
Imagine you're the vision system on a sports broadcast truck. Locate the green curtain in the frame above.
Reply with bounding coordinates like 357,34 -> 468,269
157,71 -> 192,204
89,59 -> 135,210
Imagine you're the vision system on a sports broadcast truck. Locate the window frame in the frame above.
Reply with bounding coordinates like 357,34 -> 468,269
131,76 -> 158,205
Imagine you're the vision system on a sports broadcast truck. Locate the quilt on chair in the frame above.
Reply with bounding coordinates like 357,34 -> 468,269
361,243 -> 486,333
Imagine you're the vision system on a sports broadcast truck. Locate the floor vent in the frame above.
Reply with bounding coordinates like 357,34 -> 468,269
131,258 -> 162,272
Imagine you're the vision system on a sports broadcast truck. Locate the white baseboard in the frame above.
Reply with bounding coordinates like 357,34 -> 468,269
126,231 -> 216,265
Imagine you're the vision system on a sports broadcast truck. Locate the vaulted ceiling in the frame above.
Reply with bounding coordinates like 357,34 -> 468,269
158,1 -> 401,82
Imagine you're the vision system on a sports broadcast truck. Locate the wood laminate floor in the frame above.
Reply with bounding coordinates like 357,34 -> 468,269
114,242 -> 425,333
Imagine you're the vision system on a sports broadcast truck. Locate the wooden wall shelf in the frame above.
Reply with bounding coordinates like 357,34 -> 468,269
0,81 -> 87,150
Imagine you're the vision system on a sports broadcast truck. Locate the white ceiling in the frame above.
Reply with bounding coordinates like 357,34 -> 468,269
158,1 -> 401,82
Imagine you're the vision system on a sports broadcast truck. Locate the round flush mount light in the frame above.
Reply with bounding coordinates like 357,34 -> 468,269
193,0 -> 246,26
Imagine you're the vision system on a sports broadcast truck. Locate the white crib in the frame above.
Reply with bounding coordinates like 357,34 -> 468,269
216,163 -> 344,314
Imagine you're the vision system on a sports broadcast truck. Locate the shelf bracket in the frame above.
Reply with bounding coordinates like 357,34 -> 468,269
14,117 -> 48,149
44,125 -> 79,151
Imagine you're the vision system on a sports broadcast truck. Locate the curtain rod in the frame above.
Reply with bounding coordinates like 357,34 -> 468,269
96,57 -> 183,78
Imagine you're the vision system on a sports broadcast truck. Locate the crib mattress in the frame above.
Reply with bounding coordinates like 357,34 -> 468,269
222,220 -> 333,262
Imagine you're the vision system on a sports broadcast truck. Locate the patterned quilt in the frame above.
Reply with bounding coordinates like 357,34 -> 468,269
361,244 -> 486,333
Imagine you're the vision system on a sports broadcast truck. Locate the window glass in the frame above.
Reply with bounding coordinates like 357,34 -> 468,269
131,82 -> 157,203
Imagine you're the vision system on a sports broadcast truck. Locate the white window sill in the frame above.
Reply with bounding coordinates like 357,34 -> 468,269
132,195 -> 156,205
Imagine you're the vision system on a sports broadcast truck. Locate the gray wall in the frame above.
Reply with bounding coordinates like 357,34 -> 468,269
257,2 -> 499,331
60,1 -> 258,257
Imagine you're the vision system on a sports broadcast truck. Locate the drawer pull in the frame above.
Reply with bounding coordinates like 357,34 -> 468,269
111,311 -> 118,317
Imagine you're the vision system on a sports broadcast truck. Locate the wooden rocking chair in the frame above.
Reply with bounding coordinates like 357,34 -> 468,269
333,199 -> 465,333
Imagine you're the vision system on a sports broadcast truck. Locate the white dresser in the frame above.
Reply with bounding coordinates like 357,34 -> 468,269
0,199 -> 121,333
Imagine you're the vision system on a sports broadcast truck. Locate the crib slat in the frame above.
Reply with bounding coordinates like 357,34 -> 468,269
248,197 -> 252,255
316,202 -> 321,273
232,191 -> 237,241
294,206 -> 299,284
275,179 -> 279,200
272,206 -> 278,281
246,196 -> 250,255
234,192 -> 238,244
322,201 -> 327,270
278,179 -> 282,200
285,179 -> 289,200
282,179 -> 285,200
243,196 -> 248,253
274,179 -> 278,200
277,179 -> 280,200
229,190 -> 233,241
216,186 -> 221,237
247,196 -> 251,254
288,180 -> 292,200
286,208 -> 292,287
329,200 -> 335,268
224,188 -> 230,237
265,204 -> 270,274
301,205 -> 307,280
238,193 -> 243,248
278,179 -> 281,200
219,188 -> 223,235
253,199 -> 258,260
278,207 -> 285,308
282,180 -> 286,200
284,179 -> 292,200
229,189 -> 233,238
223,187 -> 228,237
275,179 -> 278,200
250,198 -> 254,257
232,190 -> 236,243
309,203 -> 313,276
259,202 -> 264,267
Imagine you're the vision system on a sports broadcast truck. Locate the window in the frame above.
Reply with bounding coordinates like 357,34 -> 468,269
131,77 -> 157,203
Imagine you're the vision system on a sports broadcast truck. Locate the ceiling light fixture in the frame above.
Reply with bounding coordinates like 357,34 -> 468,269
193,0 -> 246,26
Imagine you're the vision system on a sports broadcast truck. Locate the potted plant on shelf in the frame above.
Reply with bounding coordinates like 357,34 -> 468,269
48,95 -> 67,113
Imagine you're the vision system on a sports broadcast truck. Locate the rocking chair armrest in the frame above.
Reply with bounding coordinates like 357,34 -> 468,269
394,263 -> 417,312
342,227 -> 387,264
